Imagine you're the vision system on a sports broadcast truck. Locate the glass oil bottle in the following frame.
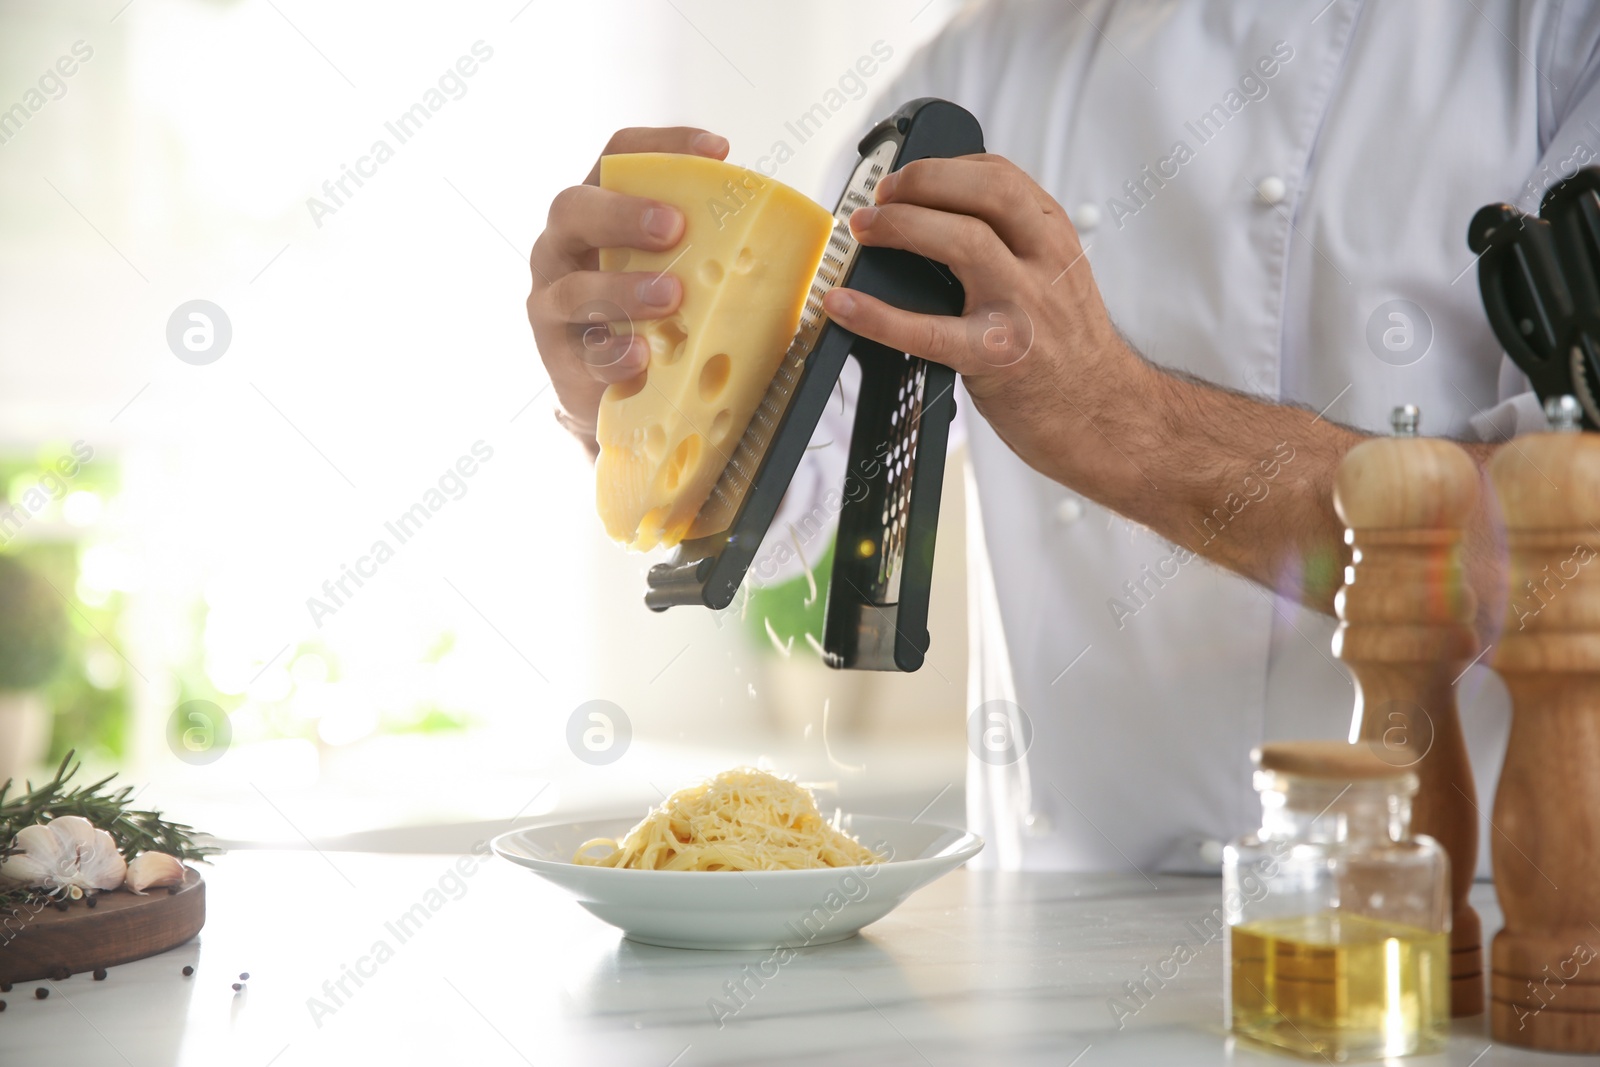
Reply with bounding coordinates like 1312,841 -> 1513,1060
1224,740 -> 1449,1060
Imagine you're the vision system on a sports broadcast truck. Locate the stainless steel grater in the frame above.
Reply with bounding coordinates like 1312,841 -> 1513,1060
643,98 -> 984,672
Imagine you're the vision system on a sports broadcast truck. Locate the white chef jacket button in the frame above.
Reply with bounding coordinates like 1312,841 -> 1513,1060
1200,839 -> 1226,866
1074,203 -> 1101,233
1024,811 -> 1053,836
1256,176 -> 1287,206
1055,497 -> 1084,525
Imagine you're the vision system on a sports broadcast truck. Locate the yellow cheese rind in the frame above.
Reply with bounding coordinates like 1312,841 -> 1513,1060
595,153 -> 834,550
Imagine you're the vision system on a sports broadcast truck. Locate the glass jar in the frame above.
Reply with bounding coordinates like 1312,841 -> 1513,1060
1223,740 -> 1450,1061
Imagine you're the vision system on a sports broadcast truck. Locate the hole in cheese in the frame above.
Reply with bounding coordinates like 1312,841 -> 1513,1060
650,317 -> 689,366
593,152 -> 834,550
698,353 -> 731,404
644,423 -> 666,460
663,434 -> 703,493
608,372 -> 647,402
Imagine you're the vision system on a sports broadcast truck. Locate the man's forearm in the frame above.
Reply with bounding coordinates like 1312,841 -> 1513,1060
1038,350 -> 1500,631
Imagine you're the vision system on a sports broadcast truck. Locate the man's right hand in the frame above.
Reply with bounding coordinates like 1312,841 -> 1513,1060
527,126 -> 729,453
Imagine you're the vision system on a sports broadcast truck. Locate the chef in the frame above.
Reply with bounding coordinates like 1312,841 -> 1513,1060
527,1 -> 1600,875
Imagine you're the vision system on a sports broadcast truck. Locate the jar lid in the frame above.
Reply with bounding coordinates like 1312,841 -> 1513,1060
1252,740 -> 1413,781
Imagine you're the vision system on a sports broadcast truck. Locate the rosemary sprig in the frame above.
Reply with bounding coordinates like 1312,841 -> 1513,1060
0,885 -> 48,910
0,750 -> 219,868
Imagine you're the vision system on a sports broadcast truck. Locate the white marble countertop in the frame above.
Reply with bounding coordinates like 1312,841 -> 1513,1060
1,850 -> 1570,1066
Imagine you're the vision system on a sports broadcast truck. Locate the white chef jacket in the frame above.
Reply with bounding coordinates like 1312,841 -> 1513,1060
768,0 -> 1600,875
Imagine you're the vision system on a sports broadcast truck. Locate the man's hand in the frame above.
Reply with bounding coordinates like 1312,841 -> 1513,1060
820,154 -> 1152,493
819,153 -> 1417,625
528,127 -> 729,453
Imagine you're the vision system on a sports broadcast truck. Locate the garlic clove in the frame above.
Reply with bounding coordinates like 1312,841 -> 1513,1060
1,823 -> 75,887
0,851 -> 55,888
78,829 -> 128,891
124,852 -> 185,894
50,815 -> 101,854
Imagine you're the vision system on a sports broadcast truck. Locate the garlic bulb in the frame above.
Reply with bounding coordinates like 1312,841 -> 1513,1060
0,815 -> 127,894
124,851 -> 185,894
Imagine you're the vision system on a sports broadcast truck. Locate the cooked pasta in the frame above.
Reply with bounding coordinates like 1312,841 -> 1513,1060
572,768 -> 884,871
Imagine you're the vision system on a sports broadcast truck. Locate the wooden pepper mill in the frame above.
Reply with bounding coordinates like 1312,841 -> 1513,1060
1488,394 -> 1600,1051
1332,404 -> 1484,1016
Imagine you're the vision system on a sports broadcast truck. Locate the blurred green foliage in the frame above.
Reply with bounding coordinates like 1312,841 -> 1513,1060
3,443 -> 476,766
0,447 -> 130,764
744,541 -> 834,655
32,543 -> 131,764
0,553 -> 66,689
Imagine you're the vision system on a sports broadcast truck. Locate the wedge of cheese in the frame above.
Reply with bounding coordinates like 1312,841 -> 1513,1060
595,153 -> 834,551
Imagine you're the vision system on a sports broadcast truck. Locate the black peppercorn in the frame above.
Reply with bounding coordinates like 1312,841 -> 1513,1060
0,1000 -> 6,1011
85,894 -> 98,909
231,982 -> 242,992
1,982 -> 11,992
52,968 -> 69,981
52,900 -> 68,912
181,966 -> 194,977
34,988 -> 48,1000
238,972 -> 250,981
93,969 -> 107,981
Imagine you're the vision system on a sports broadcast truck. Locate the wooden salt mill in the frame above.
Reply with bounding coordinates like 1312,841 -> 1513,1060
1488,394 -> 1600,1051
1332,404 -> 1483,1016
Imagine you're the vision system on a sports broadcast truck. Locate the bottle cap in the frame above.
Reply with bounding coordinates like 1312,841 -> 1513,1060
1390,404 -> 1421,437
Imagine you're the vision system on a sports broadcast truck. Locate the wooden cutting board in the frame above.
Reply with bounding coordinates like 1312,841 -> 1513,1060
0,868 -> 204,983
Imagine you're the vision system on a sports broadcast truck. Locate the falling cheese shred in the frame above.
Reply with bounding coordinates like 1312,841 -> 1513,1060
572,768 -> 883,871
595,153 -> 835,550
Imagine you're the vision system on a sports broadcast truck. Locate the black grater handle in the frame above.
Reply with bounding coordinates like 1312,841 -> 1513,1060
822,99 -> 983,671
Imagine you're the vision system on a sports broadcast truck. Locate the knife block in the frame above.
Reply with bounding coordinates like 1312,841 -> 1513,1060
1332,410 -> 1483,1016
1488,421 -> 1600,1051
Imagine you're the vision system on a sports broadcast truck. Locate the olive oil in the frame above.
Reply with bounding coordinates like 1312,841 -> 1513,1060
1229,912 -> 1448,1061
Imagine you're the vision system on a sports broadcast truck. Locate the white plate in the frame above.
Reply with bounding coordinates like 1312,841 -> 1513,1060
491,814 -> 983,950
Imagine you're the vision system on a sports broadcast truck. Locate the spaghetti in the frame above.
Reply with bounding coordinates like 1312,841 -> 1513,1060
572,768 -> 883,871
